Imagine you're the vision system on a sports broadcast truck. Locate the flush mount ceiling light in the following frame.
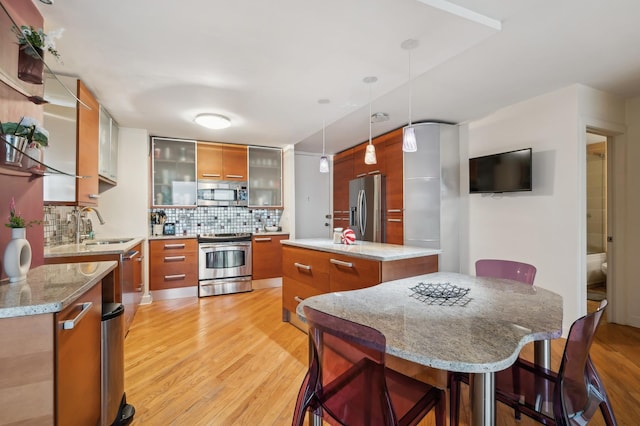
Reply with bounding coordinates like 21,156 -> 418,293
402,38 -> 419,153
363,76 -> 378,165
194,113 -> 231,129
371,112 -> 390,123
318,99 -> 330,173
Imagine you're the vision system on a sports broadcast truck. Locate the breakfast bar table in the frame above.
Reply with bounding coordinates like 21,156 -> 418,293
296,271 -> 563,426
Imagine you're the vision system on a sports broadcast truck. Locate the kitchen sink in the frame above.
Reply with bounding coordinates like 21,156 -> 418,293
84,238 -> 134,245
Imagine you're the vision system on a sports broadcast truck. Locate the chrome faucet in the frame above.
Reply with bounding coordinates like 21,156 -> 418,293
75,207 -> 106,244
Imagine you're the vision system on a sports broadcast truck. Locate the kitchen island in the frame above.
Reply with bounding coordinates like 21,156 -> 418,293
281,238 -> 440,324
0,261 -> 117,425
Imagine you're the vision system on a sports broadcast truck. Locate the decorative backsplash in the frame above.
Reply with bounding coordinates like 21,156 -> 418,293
150,207 -> 282,236
43,205 -> 283,247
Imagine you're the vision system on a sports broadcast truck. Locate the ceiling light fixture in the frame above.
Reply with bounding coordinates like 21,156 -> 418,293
194,113 -> 231,129
363,76 -> 378,165
402,38 -> 419,152
318,99 -> 330,173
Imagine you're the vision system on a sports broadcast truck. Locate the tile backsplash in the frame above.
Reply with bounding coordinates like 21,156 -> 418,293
43,205 -> 283,247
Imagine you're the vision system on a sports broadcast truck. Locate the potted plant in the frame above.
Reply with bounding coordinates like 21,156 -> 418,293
15,25 -> 63,84
1,117 -> 49,169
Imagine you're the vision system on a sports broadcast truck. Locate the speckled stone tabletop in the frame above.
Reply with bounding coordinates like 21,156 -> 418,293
0,261 -> 117,318
44,236 -> 145,258
297,271 -> 563,373
281,238 -> 441,261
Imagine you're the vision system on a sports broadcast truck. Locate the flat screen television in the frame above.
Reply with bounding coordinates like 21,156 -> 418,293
469,148 -> 532,193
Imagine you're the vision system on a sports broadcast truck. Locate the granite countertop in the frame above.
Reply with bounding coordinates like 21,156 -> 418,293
281,238 -> 441,261
0,261 -> 118,318
44,236 -> 145,258
297,271 -> 563,373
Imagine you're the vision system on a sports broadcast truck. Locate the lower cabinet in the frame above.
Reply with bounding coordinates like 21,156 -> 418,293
282,246 -> 438,316
56,282 -> 102,426
251,234 -> 289,280
122,243 -> 143,331
149,238 -> 198,290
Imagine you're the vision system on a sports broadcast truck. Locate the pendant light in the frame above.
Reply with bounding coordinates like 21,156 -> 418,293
401,39 -> 419,152
318,99 -> 330,173
363,76 -> 378,165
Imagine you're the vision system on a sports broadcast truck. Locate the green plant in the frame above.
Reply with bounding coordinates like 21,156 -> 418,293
0,117 -> 48,147
5,197 -> 40,228
16,25 -> 63,61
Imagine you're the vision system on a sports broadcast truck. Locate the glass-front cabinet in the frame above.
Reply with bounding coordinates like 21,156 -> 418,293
248,146 -> 282,207
151,137 -> 197,207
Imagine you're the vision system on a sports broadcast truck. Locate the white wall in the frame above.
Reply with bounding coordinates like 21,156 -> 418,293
93,128 -> 150,297
624,97 -> 640,327
463,85 -> 627,332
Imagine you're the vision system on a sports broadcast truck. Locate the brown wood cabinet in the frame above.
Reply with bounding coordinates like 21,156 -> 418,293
332,148 -> 353,229
76,80 -> 100,206
282,245 -> 438,317
252,233 -> 289,280
383,129 -> 404,244
196,142 -> 247,181
197,142 -> 223,179
149,238 -> 198,290
56,281 -> 102,426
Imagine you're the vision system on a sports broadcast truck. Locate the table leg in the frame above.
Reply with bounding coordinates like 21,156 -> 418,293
469,372 -> 495,426
533,339 -> 553,413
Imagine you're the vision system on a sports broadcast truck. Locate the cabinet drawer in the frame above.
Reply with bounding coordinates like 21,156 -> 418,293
149,239 -> 197,256
149,239 -> 198,290
282,247 -> 330,290
252,234 -> 288,280
282,277 -> 326,313
328,255 -> 381,292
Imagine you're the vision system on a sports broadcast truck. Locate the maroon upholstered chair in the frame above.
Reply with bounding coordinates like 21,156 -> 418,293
449,258 -> 537,425
491,299 -> 616,425
292,305 -> 446,426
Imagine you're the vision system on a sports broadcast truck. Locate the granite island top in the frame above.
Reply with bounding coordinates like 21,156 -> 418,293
297,271 -> 563,373
281,238 -> 441,261
44,236 -> 145,258
0,261 -> 117,318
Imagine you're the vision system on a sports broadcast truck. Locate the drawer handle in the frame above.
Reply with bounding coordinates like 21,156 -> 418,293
164,243 -> 185,249
226,174 -> 244,178
294,296 -> 304,303
388,209 -> 402,213
60,302 -> 92,330
123,250 -> 140,261
355,173 -> 367,178
330,258 -> 353,268
367,170 -> 380,175
294,262 -> 311,270
88,194 -> 100,199
254,237 -> 272,242
164,255 -> 186,261
202,173 -> 221,177
387,218 -> 402,223
165,274 -> 186,280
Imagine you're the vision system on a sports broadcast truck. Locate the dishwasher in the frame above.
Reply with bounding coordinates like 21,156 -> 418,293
102,302 -> 135,425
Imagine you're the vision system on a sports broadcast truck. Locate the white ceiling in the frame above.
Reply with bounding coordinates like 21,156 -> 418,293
37,0 -> 640,155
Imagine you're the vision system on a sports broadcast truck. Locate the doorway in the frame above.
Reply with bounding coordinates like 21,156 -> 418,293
586,132 -> 608,302
294,152 -> 331,238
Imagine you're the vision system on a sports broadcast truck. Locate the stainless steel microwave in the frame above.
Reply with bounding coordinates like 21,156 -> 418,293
197,180 -> 248,206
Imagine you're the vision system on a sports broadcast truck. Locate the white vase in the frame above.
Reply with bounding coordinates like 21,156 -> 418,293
3,227 -> 32,283
25,144 -> 44,171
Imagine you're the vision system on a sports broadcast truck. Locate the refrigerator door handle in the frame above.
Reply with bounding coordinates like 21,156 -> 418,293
358,189 -> 366,237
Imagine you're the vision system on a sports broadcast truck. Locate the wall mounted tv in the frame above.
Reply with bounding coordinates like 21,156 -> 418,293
469,148 -> 532,193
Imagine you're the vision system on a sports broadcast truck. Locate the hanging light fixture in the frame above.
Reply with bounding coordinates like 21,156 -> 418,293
401,39 -> 419,152
318,99 -> 330,173
363,76 -> 378,165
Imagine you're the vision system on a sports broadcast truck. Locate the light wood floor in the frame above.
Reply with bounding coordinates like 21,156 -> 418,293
124,289 -> 640,425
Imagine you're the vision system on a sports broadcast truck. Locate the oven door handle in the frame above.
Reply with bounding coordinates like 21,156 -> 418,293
199,243 -> 250,250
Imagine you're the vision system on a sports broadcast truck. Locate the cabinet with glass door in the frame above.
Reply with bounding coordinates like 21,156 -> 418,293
151,137 -> 197,207
248,146 -> 282,207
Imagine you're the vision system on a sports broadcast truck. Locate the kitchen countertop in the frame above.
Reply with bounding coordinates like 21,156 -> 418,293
44,236 -> 145,258
0,261 -> 117,318
281,238 -> 441,261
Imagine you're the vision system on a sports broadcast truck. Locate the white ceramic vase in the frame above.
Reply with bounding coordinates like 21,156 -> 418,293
25,144 -> 44,171
3,227 -> 32,282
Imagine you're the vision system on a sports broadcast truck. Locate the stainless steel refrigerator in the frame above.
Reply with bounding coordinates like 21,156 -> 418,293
349,174 -> 385,242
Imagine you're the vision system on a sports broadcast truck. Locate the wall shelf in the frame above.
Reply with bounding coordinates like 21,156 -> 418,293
1,134 -> 85,178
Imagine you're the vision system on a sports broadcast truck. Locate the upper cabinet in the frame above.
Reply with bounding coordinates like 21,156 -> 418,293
43,76 -> 100,206
196,142 -> 247,181
248,146 -> 282,207
98,105 -> 119,184
151,137 -> 196,207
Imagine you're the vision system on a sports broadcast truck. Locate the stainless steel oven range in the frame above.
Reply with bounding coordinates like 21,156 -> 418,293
198,233 -> 252,297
